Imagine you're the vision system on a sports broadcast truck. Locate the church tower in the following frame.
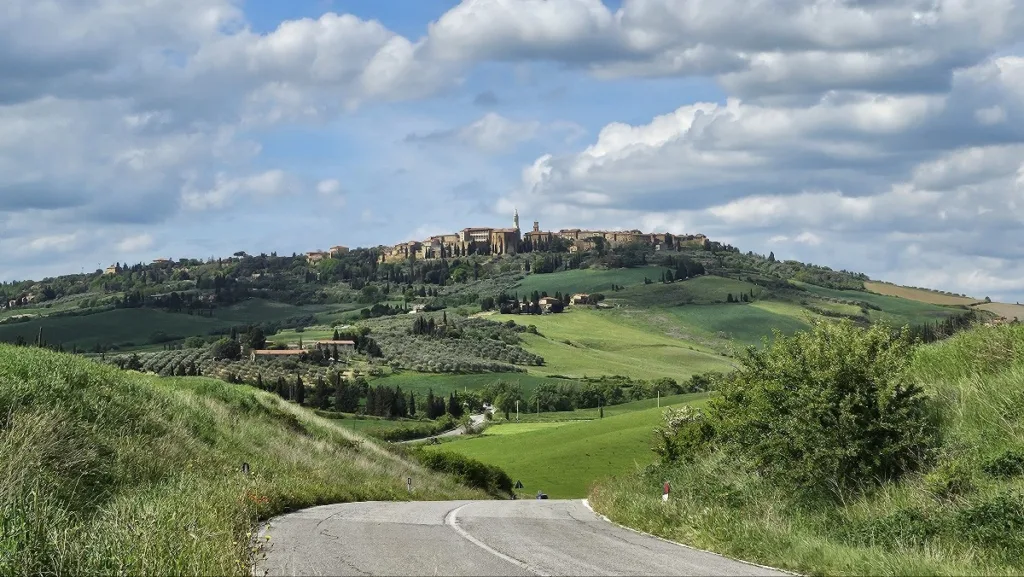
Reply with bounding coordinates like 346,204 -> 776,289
513,208 -> 520,231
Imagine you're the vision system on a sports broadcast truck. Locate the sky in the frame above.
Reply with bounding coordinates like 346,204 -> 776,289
2,0 -> 1024,302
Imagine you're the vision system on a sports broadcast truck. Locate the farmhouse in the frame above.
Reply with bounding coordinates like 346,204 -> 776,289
538,296 -> 563,312
104,265 -> 118,275
306,251 -> 329,263
329,245 -> 349,256
313,340 -> 355,353
570,293 -> 590,305
250,349 -> 307,361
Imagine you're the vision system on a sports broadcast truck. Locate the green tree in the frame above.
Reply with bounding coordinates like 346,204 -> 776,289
294,375 -> 305,404
246,327 -> 267,351
210,338 -> 241,361
408,392 -> 417,417
314,374 -> 329,409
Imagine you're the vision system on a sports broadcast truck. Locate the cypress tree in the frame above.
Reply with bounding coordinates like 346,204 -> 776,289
408,392 -> 417,417
256,372 -> 264,391
315,374 -> 329,409
334,375 -> 346,413
295,375 -> 305,404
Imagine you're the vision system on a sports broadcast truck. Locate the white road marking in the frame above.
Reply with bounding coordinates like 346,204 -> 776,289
443,503 -> 549,577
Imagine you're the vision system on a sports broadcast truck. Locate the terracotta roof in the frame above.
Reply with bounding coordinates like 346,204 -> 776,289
252,349 -> 306,356
315,340 -> 356,345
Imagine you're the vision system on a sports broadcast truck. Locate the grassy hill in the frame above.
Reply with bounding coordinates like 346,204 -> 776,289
426,393 -> 710,498
0,345 -> 486,575
503,309 -> 734,380
511,266 -> 664,297
589,322 -> 1024,576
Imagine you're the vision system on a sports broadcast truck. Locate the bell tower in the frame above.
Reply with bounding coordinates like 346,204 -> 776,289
513,208 -> 520,231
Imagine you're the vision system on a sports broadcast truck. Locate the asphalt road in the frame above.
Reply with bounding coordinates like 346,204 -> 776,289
398,411 -> 490,444
255,499 -> 787,576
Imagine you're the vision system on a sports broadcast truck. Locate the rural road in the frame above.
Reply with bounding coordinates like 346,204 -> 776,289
255,499 -> 787,576
399,411 -> 490,444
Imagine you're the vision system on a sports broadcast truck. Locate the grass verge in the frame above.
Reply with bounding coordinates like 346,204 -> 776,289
589,323 -> 1024,576
0,345 -> 487,576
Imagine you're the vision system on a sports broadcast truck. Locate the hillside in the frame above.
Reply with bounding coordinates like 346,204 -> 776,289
0,345 -> 486,575
426,393 -> 711,498
589,322 -> 1024,576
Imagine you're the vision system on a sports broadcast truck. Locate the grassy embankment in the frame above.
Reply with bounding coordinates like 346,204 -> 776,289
0,345 -> 486,576
589,323 -> 1024,576
426,393 -> 711,498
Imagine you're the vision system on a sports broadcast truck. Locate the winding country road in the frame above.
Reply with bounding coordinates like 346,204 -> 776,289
398,412 -> 490,444
255,499 -> 787,576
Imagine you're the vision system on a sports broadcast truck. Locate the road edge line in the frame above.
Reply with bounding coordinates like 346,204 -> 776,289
444,503 -> 549,577
579,499 -> 799,576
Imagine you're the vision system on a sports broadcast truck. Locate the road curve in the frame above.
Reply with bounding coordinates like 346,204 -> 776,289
399,413 -> 489,445
255,499 -> 787,576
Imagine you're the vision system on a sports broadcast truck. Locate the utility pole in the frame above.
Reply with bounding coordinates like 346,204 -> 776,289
658,390 -> 660,408
516,400 -> 519,422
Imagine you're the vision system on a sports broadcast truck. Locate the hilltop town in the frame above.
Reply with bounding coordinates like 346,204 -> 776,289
305,210 -> 709,265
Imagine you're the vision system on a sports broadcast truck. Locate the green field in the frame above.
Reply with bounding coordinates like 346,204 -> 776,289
791,281 -> 960,327
512,267 -> 665,297
370,371 -> 577,397
266,327 -> 337,345
428,396 -> 704,498
0,308 -> 228,348
610,275 -> 762,307
498,392 -> 712,423
210,299 -> 336,323
664,300 -> 815,346
0,299 -> 345,350
504,309 -> 734,380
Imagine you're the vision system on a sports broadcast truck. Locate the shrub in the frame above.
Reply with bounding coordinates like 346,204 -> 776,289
924,460 -> 975,500
652,405 -> 715,464
982,450 -> 1024,479
413,450 -> 513,498
711,319 -> 937,497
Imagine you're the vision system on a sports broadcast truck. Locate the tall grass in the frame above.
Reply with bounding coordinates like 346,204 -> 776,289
589,323 -> 1024,576
0,345 -> 487,575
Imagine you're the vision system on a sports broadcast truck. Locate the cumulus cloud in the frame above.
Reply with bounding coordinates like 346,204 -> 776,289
181,170 -> 297,211
116,234 -> 155,253
503,51 -> 1024,299
424,0 -> 1024,98
404,113 -> 589,155
4,0 -> 1024,300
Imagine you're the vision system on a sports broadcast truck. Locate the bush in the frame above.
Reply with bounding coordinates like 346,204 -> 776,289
652,405 -> 715,464
711,319 -> 938,497
412,450 -> 513,498
982,450 -> 1024,479
924,460 -> 975,500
